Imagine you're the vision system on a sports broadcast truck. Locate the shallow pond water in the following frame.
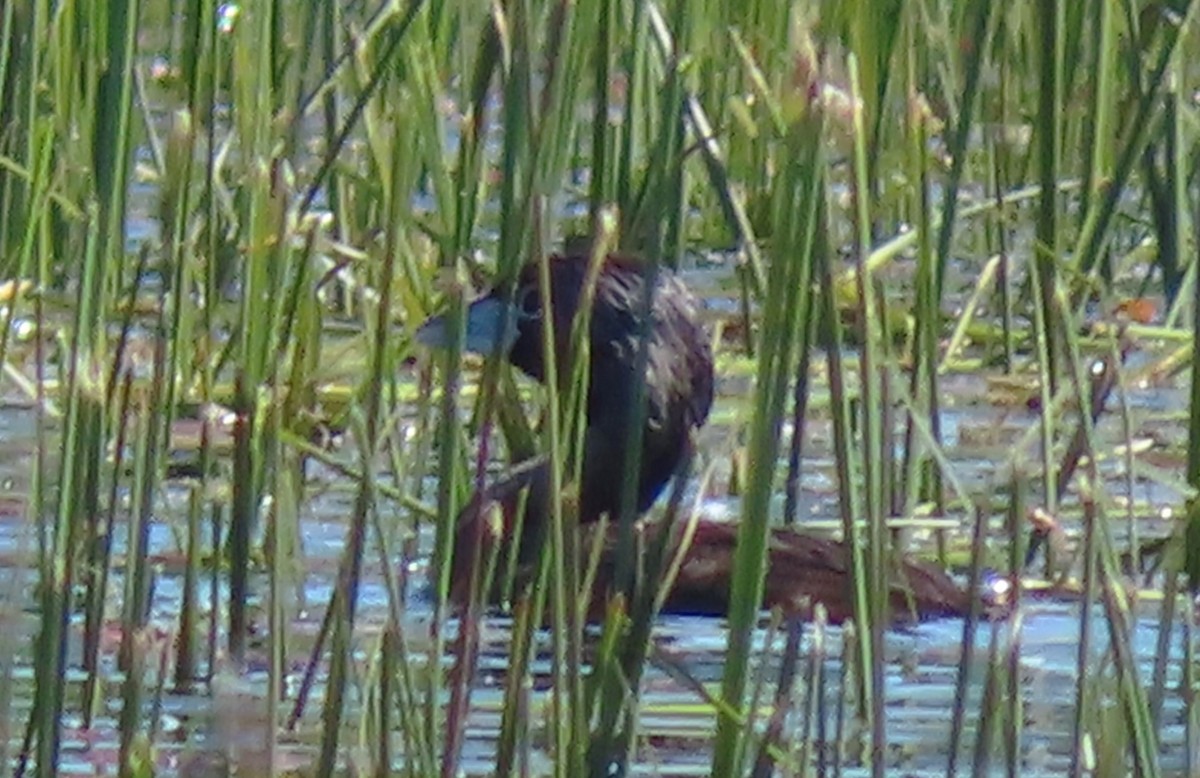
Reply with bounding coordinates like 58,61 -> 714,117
0,323 -> 1194,776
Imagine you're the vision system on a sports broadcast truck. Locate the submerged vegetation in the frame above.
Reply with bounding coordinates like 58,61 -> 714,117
1,0 -> 1200,775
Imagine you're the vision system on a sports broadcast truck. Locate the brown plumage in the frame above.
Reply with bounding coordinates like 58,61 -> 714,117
418,254 -> 713,525
449,457 -> 973,624
421,253 -> 971,623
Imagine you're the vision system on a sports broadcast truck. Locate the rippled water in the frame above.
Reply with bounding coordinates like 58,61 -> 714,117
0,330 -> 1194,776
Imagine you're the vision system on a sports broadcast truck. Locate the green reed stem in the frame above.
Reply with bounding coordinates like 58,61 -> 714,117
316,91 -> 404,778
902,9 -> 934,515
36,213 -> 99,778
846,54 -> 886,778
1003,474 -> 1026,777
1074,0 -> 1197,282
532,247 -> 577,778
970,622 -> 1003,772
82,371 -> 133,725
117,390 -> 160,777
1083,0 -> 1117,217
1032,0 -> 1063,395
711,85 -> 823,778
175,486 -> 202,689
946,503 -> 991,776
1053,282 -> 1161,777
1025,239 -> 1059,521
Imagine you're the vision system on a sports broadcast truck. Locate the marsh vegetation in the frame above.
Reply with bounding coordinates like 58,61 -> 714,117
1,0 -> 1200,775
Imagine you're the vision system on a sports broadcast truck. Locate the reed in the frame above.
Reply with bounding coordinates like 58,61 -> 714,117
706,13 -> 829,775
1,0 -> 1198,775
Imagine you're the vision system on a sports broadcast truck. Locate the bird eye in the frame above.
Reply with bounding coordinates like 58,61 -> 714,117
516,286 -> 542,321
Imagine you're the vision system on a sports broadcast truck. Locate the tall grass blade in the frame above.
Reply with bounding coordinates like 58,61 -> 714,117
711,38 -> 823,774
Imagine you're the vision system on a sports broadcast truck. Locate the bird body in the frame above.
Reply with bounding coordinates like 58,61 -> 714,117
419,252 -> 974,623
450,457 -> 973,624
418,254 -> 713,522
